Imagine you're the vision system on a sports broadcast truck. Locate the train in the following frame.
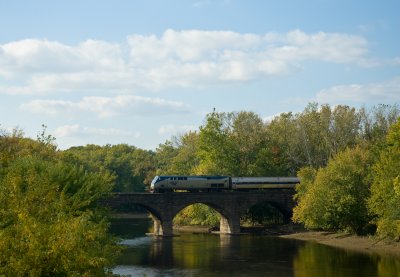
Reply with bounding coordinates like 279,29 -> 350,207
150,175 -> 299,193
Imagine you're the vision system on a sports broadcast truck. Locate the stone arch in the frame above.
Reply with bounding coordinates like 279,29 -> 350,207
172,201 -> 241,234
123,203 -> 167,236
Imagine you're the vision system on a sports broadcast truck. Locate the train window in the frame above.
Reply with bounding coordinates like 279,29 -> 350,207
184,177 -> 187,180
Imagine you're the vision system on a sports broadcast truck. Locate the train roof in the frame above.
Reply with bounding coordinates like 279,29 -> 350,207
156,175 -> 230,178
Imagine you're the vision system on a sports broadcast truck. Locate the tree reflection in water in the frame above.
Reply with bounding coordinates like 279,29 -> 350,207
112,219 -> 400,277
293,242 -> 400,277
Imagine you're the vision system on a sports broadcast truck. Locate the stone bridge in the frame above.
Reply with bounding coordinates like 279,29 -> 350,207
102,190 -> 296,236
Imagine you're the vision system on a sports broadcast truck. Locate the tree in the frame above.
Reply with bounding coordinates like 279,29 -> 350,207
368,118 -> 400,240
263,112 -> 298,175
131,148 -> 156,188
173,204 -> 220,226
231,111 -> 268,176
359,104 -> 400,143
0,135 -> 119,275
168,132 -> 200,175
195,110 -> 238,175
293,146 -> 371,234
155,140 -> 179,174
264,104 -> 371,175
63,144 -> 154,192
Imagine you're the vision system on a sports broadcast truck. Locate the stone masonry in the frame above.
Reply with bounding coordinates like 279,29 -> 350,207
102,190 -> 296,236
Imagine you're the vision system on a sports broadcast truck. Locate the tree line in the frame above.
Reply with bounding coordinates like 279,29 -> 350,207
155,103 -> 400,234
1,103 -> 399,274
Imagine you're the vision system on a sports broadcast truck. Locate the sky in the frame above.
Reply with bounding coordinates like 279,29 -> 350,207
0,0 -> 399,150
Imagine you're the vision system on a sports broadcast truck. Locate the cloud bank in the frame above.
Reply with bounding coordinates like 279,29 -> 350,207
54,124 -> 140,138
20,95 -> 189,118
1,29 -> 372,95
315,76 -> 400,104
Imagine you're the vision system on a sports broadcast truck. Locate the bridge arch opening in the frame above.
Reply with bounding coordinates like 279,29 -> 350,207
173,202 -> 239,234
173,203 -> 219,227
241,201 -> 291,227
111,203 -> 167,236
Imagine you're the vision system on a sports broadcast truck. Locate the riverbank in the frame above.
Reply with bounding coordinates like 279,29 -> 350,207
281,231 -> 400,258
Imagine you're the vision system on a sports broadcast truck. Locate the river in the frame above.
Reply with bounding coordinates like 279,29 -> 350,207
110,218 -> 400,277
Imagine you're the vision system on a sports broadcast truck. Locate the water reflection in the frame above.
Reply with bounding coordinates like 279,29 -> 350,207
293,242 -> 400,277
293,242 -> 378,277
111,219 -> 400,277
377,258 -> 400,277
114,233 -> 301,276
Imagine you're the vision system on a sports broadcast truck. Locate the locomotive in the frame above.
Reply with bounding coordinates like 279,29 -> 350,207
150,175 -> 299,193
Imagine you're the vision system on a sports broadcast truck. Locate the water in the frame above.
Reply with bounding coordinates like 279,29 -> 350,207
110,218 -> 400,277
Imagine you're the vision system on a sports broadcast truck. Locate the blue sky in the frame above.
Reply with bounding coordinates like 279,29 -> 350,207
1,0 -> 399,149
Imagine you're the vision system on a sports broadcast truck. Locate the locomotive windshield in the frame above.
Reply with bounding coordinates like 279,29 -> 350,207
151,176 -> 160,185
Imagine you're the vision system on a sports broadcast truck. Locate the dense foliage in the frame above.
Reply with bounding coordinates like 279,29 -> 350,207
292,106 -> 400,237
292,147 -> 371,234
0,130 -> 120,275
173,204 -> 220,226
160,104 -> 399,229
368,118 -> 400,240
63,144 -> 156,192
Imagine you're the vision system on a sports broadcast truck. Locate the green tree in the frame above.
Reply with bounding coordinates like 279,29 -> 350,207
368,118 -> 400,240
293,147 -> 371,234
195,110 -> 238,175
155,140 -> 179,174
0,134 -> 119,275
263,112 -> 298,175
231,111 -> 268,176
169,132 -> 200,175
359,104 -> 400,143
174,204 -> 220,226
63,144 -> 154,192
195,110 -> 270,176
264,104 -> 371,175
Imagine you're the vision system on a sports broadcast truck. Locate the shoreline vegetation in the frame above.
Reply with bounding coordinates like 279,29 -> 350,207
171,224 -> 400,258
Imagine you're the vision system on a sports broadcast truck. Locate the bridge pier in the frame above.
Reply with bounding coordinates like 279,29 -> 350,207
220,216 -> 240,234
152,215 -> 173,236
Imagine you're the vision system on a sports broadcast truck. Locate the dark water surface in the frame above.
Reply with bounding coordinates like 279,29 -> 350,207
110,218 -> 400,277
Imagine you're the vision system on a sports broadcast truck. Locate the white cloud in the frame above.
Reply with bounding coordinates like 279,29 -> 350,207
315,76 -> 400,104
158,124 -> 197,136
53,124 -> 142,149
263,113 -> 284,123
20,95 -> 189,118
1,29 -> 374,95
54,124 -> 140,138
